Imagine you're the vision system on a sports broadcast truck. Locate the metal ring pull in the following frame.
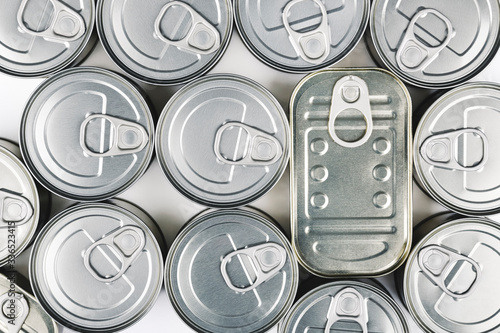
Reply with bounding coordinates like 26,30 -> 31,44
220,243 -> 287,293
396,9 -> 454,73
83,226 -> 146,283
80,114 -> 149,158
0,189 -> 33,227
214,122 -> 283,166
324,288 -> 368,333
420,128 -> 488,171
328,76 -> 373,148
282,0 -> 331,64
418,245 -> 482,299
154,1 -> 221,54
0,292 -> 29,333
17,0 -> 86,42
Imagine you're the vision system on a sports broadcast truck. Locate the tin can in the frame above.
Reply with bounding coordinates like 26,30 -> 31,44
369,0 -> 500,89
0,0 -> 96,78
414,83 -> 500,216
234,0 -> 370,73
290,68 -> 412,277
0,272 -> 58,332
280,280 -> 409,333
97,0 -> 233,85
403,217 -> 500,332
156,74 -> 290,208
29,202 -> 164,333
20,67 -> 155,202
165,208 -> 298,333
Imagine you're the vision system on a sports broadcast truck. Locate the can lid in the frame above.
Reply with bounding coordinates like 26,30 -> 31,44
97,0 -> 233,85
404,217 -> 500,332
0,0 -> 95,77
166,209 -> 298,333
20,67 -> 154,201
234,0 -> 370,73
0,146 -> 39,267
414,83 -> 500,215
156,74 -> 290,208
370,0 -> 500,88
29,203 -> 163,333
280,280 -> 408,333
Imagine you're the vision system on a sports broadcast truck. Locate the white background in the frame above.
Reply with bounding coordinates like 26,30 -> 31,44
1,26 -> 500,333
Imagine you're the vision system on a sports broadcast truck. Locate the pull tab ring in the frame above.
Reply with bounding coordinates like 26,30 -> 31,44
325,288 -> 368,333
0,292 -> 29,333
0,189 -> 34,228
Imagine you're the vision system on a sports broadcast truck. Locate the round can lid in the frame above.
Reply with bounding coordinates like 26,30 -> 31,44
234,0 -> 370,73
404,217 -> 500,332
20,67 -> 154,201
29,203 -> 163,333
166,209 -> 298,333
414,83 -> 500,215
156,74 -> 290,208
0,146 -> 39,267
0,0 -> 95,77
280,280 -> 408,333
370,0 -> 500,89
97,0 -> 233,85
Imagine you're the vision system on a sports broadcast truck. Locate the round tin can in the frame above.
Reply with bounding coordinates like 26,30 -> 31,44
0,0 -> 96,77
369,0 -> 500,89
404,217 -> 500,332
156,74 -> 290,208
165,208 -> 298,333
29,202 -> 164,333
234,0 -> 370,73
414,83 -> 500,216
20,67 -> 155,202
280,280 -> 408,333
97,0 -> 233,85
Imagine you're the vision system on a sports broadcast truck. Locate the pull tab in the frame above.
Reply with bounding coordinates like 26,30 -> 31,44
418,245 -> 482,299
220,243 -> 287,293
0,190 -> 33,228
80,115 -> 149,158
328,76 -> 373,148
214,122 -> 283,166
282,0 -> 331,64
324,288 -> 368,333
0,292 -> 29,333
83,226 -> 146,283
420,128 -> 488,171
396,9 -> 454,72
154,1 -> 220,54
17,0 -> 86,42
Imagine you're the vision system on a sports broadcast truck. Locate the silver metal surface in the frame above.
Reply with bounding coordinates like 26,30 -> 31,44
414,83 -> 500,216
29,203 -> 163,333
166,208 -> 298,333
0,0 -> 95,77
234,0 -> 370,73
404,217 -> 500,332
156,74 -> 290,208
370,0 -> 500,88
97,0 -> 233,85
290,68 -> 412,277
280,280 -> 408,333
20,67 -> 154,202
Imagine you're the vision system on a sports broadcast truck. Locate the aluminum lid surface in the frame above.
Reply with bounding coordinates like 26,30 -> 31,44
414,83 -> 500,216
370,0 -> 500,89
166,209 -> 298,333
0,0 -> 95,77
29,203 -> 163,333
0,146 -> 39,267
97,0 -> 233,85
404,218 -> 500,332
20,67 -> 154,201
234,0 -> 370,73
280,280 -> 408,333
156,74 -> 290,208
